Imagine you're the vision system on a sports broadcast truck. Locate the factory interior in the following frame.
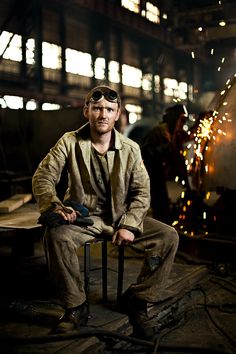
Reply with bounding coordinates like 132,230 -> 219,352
0,0 -> 236,353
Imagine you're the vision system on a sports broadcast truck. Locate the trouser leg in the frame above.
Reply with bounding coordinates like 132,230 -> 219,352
44,224 -> 95,308
44,218 -> 114,309
128,216 -> 179,303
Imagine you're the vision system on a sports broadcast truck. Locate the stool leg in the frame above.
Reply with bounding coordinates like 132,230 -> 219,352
84,242 -> 90,302
101,241 -> 108,302
117,245 -> 124,302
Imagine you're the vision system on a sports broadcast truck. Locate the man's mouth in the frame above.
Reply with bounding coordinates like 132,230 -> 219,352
97,120 -> 108,125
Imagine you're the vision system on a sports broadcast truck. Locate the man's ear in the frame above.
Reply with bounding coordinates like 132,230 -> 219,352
115,108 -> 121,121
83,106 -> 89,119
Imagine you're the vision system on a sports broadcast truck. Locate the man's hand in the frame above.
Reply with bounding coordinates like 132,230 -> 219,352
54,205 -> 77,223
112,228 -> 135,246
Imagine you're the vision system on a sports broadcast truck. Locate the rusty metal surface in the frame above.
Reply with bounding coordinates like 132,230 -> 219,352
204,75 -> 236,190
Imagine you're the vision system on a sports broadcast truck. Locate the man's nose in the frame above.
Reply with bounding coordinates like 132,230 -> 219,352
99,108 -> 107,117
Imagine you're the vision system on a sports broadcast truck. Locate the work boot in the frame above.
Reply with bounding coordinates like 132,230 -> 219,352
51,301 -> 89,334
119,289 -> 159,340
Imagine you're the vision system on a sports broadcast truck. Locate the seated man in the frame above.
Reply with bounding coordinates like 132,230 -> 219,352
32,85 -> 179,339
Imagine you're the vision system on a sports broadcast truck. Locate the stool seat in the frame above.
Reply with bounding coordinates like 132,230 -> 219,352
84,238 -> 124,303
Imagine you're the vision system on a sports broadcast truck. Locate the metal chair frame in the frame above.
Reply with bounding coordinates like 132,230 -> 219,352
84,238 -> 124,303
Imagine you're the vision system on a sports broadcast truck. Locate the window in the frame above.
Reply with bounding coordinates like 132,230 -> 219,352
0,31 -> 22,61
122,64 -> 142,88
25,100 -> 37,110
66,48 -> 93,77
164,78 -> 188,101
125,104 -> 142,124
142,73 -> 160,92
94,57 -> 105,80
178,82 -> 188,100
164,78 -> 178,97
26,38 -> 35,64
0,95 -> 23,109
109,61 -> 120,83
42,103 -> 60,110
42,42 -> 62,69
142,73 -> 152,91
141,2 -> 160,24
121,0 -> 140,14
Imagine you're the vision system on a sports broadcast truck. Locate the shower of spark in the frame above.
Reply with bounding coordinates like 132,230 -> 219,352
172,73 -> 235,237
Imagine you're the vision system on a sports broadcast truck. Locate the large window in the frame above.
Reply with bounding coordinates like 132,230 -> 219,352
164,78 -> 188,100
0,31 -> 191,109
42,42 -> 62,69
109,61 -> 120,83
94,57 -> 105,80
141,2 -> 160,24
122,1 -> 160,24
0,95 -> 23,109
26,38 -> 35,64
121,0 -> 139,14
66,48 -> 93,77
142,73 -> 160,92
125,103 -> 142,123
0,31 -> 22,61
122,64 -> 142,88
42,103 -> 60,110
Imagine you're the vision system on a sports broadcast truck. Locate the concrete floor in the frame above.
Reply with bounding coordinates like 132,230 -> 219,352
0,238 -> 235,354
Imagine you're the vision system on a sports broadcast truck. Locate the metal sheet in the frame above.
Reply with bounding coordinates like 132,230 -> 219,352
204,75 -> 236,190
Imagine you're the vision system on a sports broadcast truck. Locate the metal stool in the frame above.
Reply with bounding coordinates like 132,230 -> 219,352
84,238 -> 124,303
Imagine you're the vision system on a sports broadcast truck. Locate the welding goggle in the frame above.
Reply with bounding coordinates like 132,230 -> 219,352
86,89 -> 120,106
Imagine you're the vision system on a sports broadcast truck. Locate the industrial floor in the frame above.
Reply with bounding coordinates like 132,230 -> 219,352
0,236 -> 235,354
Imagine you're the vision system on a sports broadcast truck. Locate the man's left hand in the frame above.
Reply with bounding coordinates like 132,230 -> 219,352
112,228 -> 135,246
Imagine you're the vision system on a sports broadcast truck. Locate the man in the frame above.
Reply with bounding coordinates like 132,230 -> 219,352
141,105 -> 188,223
32,85 -> 179,339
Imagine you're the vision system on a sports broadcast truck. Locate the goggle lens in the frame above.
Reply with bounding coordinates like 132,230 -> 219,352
90,89 -> 118,103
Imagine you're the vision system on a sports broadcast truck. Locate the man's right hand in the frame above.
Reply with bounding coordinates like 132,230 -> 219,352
54,205 -> 77,223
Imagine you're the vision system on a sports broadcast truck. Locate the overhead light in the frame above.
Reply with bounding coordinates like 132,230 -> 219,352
198,27 -> 203,32
191,51 -> 195,59
219,20 -> 226,26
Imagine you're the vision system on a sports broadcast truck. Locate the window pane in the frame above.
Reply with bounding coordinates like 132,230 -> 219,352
0,31 -> 22,61
42,42 -> 62,69
66,48 -> 93,77
142,2 -> 160,24
26,38 -> 35,64
42,103 -> 60,110
26,100 -> 37,110
109,60 -> 120,83
121,0 -> 140,14
122,64 -> 142,88
2,95 -> 23,109
95,57 -> 105,80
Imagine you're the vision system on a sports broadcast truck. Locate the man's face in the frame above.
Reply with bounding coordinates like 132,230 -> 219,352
83,98 -> 120,135
175,112 -> 187,132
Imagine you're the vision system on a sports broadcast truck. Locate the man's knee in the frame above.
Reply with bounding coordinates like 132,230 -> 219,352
44,225 -> 69,245
167,226 -> 179,249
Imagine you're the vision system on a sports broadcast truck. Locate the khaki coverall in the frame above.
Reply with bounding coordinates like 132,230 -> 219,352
32,123 -> 179,308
